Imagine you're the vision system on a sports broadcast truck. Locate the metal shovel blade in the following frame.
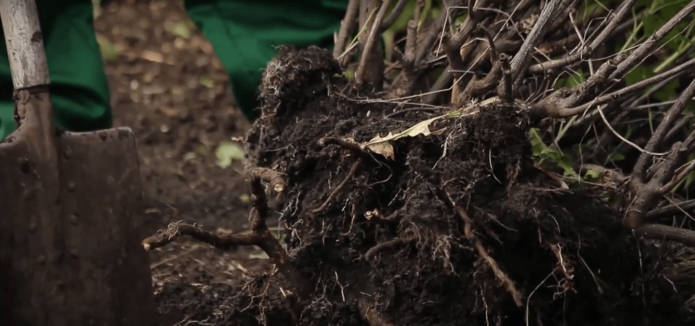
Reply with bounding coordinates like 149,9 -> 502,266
0,0 -> 155,325
0,93 -> 156,326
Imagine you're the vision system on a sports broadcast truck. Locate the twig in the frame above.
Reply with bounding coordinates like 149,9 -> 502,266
608,0 -> 695,80
543,56 -> 695,118
596,104 -> 668,156
646,199 -> 695,221
587,0 -> 636,51
312,159 -> 362,214
632,78 -> 695,182
527,46 -> 592,74
499,53 -> 513,102
509,0 -> 574,82
380,0 -> 409,31
624,142 -> 688,228
319,137 -> 372,159
365,238 -> 412,261
392,20 -> 419,97
659,159 -> 695,194
356,0 -> 393,86
415,0 -> 463,64
334,0 -> 360,61
636,223 -> 695,247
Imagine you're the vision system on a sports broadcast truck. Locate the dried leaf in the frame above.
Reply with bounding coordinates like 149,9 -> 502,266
361,116 -> 442,159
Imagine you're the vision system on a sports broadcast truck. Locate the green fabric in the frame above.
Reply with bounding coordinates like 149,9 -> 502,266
184,0 -> 347,120
0,0 -> 348,140
0,0 -> 112,140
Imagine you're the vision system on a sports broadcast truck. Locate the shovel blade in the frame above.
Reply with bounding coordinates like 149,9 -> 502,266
0,92 -> 155,326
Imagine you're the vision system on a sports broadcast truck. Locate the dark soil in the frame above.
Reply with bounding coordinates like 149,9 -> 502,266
242,46 -> 695,326
98,1 -> 695,325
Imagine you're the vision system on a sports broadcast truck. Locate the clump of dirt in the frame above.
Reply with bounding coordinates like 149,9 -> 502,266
241,46 -> 693,325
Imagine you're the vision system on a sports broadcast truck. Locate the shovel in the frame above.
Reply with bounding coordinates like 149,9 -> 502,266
0,0 -> 155,325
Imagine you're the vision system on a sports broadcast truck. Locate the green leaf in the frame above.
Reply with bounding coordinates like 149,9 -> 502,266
200,76 -> 214,88
171,22 -> 191,39
239,194 -> 251,203
96,35 -> 120,62
215,141 -> 245,168
343,70 -> 355,80
584,169 -> 602,182
610,152 -> 625,162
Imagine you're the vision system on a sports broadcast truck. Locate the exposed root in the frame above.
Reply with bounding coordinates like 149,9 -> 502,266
311,159 -> 362,214
142,222 -> 263,251
446,188 -> 525,308
365,238 -> 412,261
250,167 -> 287,194
144,175 -> 309,322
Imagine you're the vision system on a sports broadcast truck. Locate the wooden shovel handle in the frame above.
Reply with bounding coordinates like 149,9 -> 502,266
0,0 -> 50,90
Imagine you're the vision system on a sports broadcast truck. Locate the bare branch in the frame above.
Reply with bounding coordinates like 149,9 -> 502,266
508,0 -> 574,82
632,78 -> 695,182
415,0 -> 464,64
541,56 -> 695,119
647,199 -> 695,221
636,224 -> 695,247
356,0 -> 393,86
499,53 -> 513,102
334,0 -> 360,61
527,46 -> 592,74
380,0 -> 409,32
587,0 -> 636,51
609,0 -> 695,80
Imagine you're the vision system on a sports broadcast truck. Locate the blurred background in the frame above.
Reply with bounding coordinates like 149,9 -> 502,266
92,0 -> 252,232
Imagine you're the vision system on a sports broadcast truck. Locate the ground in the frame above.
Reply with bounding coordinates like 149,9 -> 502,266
96,0 -> 276,324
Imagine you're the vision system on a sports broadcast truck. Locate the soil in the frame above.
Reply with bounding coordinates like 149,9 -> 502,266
96,0 -> 279,324
98,1 -> 695,325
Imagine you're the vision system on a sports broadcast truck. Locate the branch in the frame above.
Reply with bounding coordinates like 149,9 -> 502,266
636,224 -> 695,247
646,199 -> 695,221
540,56 -> 695,119
508,0 -> 574,82
415,0 -> 464,64
608,0 -> 695,80
391,20 -> 419,97
624,142 -> 688,228
499,53 -> 513,102
356,0 -> 392,86
659,159 -> 695,194
334,0 -> 360,61
587,0 -> 636,51
380,0 -> 408,32
632,78 -> 695,182
527,46 -> 592,74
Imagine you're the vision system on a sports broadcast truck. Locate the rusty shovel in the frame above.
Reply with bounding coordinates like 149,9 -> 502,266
0,0 -> 155,325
